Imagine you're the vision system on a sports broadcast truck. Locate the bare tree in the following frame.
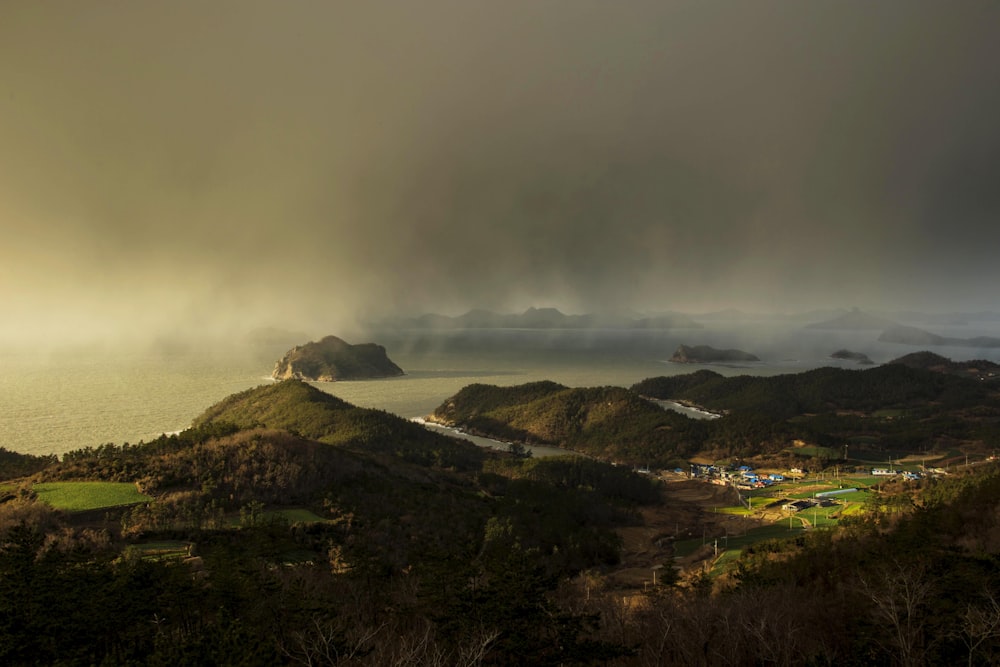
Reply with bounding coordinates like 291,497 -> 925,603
859,559 -> 935,667
279,617 -> 383,666
958,591 -> 1000,667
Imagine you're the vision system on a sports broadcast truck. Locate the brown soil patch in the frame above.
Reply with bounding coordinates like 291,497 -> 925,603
606,479 -> 755,590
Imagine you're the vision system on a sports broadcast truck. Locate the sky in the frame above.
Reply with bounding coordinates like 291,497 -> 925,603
2,1 -> 999,343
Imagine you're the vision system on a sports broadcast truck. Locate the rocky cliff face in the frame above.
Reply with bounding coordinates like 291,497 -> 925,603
272,335 -> 404,381
669,344 -> 759,363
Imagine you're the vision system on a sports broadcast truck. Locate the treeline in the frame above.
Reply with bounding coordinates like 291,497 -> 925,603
0,447 -> 56,482
194,380 -> 487,471
632,363 -> 997,418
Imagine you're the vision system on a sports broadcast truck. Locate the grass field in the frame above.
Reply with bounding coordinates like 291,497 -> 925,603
671,474 -> 874,574
673,522 -> 806,559
33,481 -> 151,511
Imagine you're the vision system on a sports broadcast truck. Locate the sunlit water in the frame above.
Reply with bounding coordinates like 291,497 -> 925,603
3,323 -> 999,457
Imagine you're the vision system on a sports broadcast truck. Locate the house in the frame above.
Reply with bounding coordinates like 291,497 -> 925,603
782,500 -> 813,512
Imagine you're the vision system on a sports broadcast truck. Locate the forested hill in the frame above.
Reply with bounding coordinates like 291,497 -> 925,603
194,379 -> 485,470
434,359 -> 1000,468
631,362 -> 997,419
431,382 -> 706,464
888,350 -> 1000,381
1,379 -> 659,664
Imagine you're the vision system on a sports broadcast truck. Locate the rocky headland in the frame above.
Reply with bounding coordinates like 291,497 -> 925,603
271,335 -> 404,381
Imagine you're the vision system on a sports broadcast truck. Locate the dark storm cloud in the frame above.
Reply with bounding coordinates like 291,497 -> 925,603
1,1 -> 998,341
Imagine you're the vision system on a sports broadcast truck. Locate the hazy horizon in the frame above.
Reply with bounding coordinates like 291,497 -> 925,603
3,1 -> 999,345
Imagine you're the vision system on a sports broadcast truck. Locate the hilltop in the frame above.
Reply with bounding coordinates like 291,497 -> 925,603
271,335 -> 404,381
887,350 -> 1000,381
430,381 -> 700,465
194,380 -> 481,469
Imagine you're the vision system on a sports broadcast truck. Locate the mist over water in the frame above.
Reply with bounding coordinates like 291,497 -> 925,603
3,2 -> 1000,342
5,320 -> 1000,458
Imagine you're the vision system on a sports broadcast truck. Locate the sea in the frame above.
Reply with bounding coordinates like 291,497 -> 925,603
3,321 -> 1000,458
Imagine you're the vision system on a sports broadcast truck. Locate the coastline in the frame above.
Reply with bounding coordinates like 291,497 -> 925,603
653,399 -> 723,420
412,417 -> 579,458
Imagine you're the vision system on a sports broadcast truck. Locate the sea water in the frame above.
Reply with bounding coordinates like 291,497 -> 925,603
3,322 -> 999,457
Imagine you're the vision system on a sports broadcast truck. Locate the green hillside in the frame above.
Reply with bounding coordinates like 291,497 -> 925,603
632,363 -> 995,418
433,382 -> 705,466
194,380 -> 485,470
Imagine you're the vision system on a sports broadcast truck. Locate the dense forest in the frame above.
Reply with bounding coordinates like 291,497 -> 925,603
3,368 -> 1000,664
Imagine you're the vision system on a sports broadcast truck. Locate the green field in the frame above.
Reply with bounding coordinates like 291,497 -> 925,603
33,482 -> 151,511
672,474 -> 875,573
673,522 -> 807,559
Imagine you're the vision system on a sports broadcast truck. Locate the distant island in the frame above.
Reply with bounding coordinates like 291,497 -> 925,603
878,324 -> 1000,348
830,349 -> 874,365
374,307 -> 703,330
804,308 -> 896,330
272,335 -> 404,381
669,344 -> 759,363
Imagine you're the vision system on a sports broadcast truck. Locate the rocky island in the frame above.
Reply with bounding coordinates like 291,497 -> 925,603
830,349 -> 874,365
669,344 -> 759,363
271,335 -> 404,381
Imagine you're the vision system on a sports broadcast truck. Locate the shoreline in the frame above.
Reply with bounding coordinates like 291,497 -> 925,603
412,417 -> 580,458
652,399 -> 723,420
